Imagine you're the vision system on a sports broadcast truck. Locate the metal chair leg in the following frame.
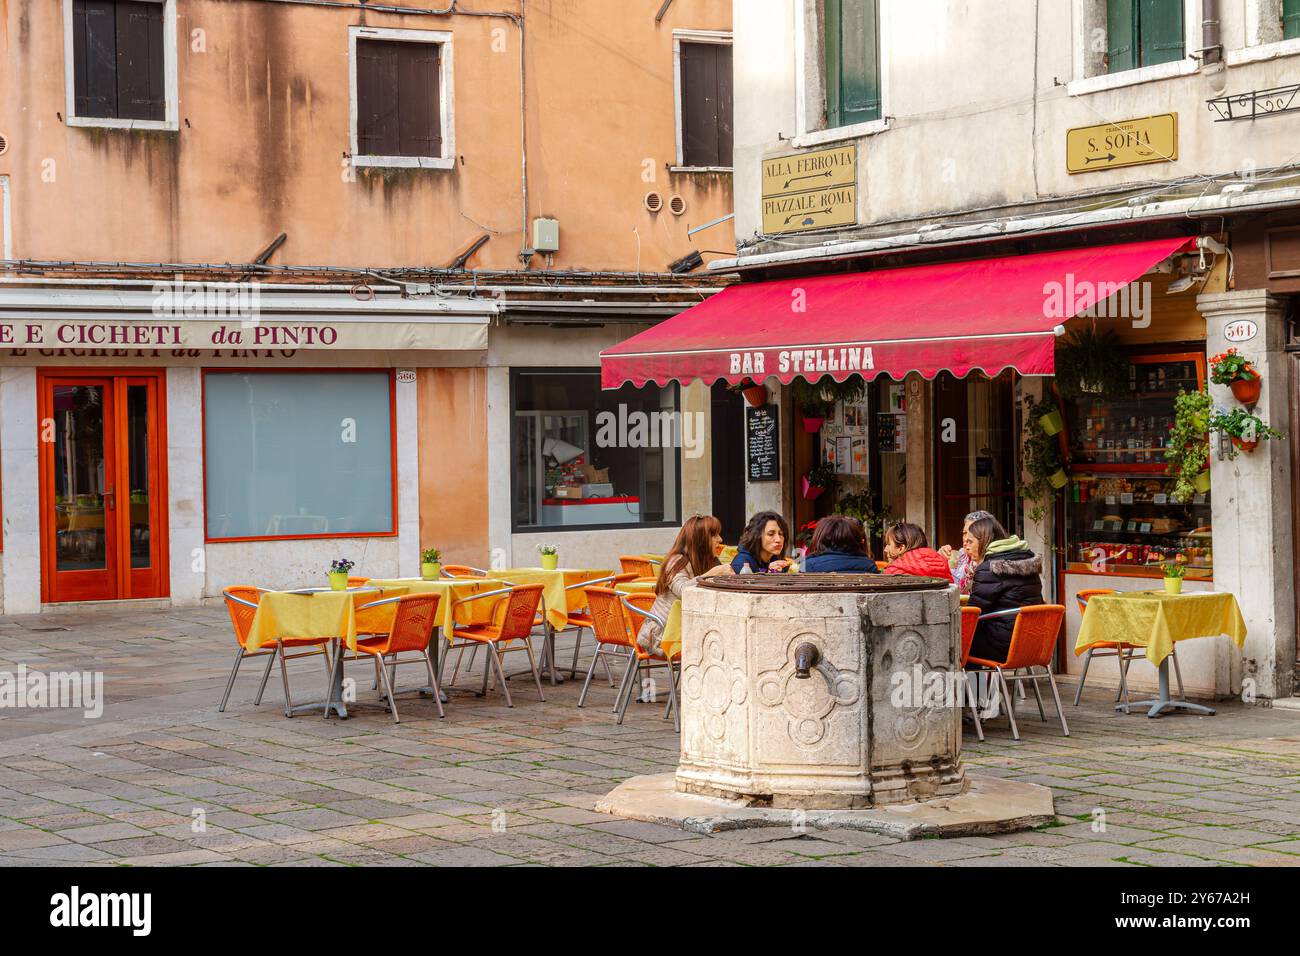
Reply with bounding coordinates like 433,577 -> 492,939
1046,669 -> 1070,736
1073,648 -> 1093,706
479,643 -> 492,697
570,627 -> 585,680
577,646 -> 603,708
1170,647 -> 1185,699
490,645 -> 514,708
522,639 -> 546,702
665,660 -> 680,732
420,648 -> 446,718
274,645 -> 296,718
1030,671 -> 1047,721
613,652 -> 638,715
219,648 -> 246,712
1117,648 -> 1135,713
377,654 -> 401,724
616,660 -> 641,725
964,673 -> 985,742
373,655 -> 382,691
997,666 -> 1020,741
600,652 -> 615,686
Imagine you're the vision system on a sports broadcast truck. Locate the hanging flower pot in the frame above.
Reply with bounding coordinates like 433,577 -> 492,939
801,415 -> 825,433
1048,468 -> 1069,489
1193,470 -> 1211,494
801,475 -> 825,501
1038,409 -> 1064,436
743,385 -> 768,407
1232,436 -> 1259,453
1230,377 -> 1261,407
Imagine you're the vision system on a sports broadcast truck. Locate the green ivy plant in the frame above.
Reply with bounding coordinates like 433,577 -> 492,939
1054,326 -> 1131,399
1019,395 -> 1066,523
837,488 -> 893,537
1165,388 -> 1212,501
805,459 -> 838,492
1208,407 -> 1284,459
792,375 -> 867,416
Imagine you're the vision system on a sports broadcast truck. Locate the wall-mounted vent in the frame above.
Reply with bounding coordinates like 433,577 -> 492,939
0,134 -> 8,156
669,195 -> 687,216
644,191 -> 663,213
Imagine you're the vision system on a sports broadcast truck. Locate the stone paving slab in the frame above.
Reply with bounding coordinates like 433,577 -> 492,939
0,603 -> 1295,867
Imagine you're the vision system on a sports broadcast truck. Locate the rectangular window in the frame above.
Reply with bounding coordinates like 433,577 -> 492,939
203,371 -> 395,540
1107,0 -> 1184,73
353,33 -> 446,163
71,0 -> 166,121
679,40 -> 733,168
511,370 -> 681,531
824,0 -> 881,128
1286,0 -> 1300,39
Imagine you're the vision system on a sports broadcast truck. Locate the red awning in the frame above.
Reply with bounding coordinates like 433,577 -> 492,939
601,237 -> 1193,389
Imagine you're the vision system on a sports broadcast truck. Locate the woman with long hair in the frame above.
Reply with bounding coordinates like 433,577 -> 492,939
801,515 -> 878,573
879,522 -> 953,581
731,510 -> 792,573
966,516 -> 1043,662
939,509 -> 995,595
636,514 -> 733,652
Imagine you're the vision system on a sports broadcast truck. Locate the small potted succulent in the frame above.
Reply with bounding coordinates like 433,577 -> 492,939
1209,407 -> 1283,456
421,548 -> 442,581
536,542 -> 559,570
801,459 -> 837,501
329,558 -> 355,591
1161,555 -> 1186,595
1209,349 -> 1261,408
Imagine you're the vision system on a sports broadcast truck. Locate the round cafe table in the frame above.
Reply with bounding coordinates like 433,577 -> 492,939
1074,589 -> 1247,718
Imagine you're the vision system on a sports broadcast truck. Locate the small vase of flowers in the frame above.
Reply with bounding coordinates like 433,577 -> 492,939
536,543 -> 559,570
329,558 -> 355,591
1161,555 -> 1186,595
421,548 -> 442,580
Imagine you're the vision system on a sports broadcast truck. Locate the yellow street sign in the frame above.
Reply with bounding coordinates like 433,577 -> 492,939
1066,113 -> 1178,174
761,144 -> 858,235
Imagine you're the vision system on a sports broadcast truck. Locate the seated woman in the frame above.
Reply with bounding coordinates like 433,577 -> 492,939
636,514 -> 733,653
965,516 -> 1043,663
801,515 -> 879,573
938,509 -> 995,596
879,522 -> 954,582
730,511 -> 793,574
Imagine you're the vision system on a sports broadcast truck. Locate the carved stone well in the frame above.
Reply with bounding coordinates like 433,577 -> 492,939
597,574 -> 1055,836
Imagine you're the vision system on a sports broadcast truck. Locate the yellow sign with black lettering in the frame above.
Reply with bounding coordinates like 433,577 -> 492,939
1066,113 -> 1178,174
761,144 -> 858,234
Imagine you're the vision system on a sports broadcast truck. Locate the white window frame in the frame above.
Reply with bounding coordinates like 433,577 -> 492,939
1068,0 -> 1201,96
0,176 -> 10,261
793,0 -> 891,148
62,0 -> 179,131
348,26 -> 455,170
671,29 -> 734,173
1226,0 -> 1300,64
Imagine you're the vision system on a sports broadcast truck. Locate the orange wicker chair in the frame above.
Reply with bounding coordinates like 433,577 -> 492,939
959,605 -> 985,741
566,572 -> 639,678
618,592 -> 680,730
618,556 -> 659,578
440,564 -> 489,578
336,593 -> 444,722
576,587 -> 639,708
445,584 -> 546,707
1073,588 -> 1183,707
966,604 -> 1069,740
347,576 -> 371,588
219,587 -> 333,716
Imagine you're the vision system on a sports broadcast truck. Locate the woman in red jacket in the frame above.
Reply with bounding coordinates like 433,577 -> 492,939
880,522 -> 954,582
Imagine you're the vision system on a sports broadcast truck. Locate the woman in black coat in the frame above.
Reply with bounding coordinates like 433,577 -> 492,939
801,516 -> 879,574
966,517 -> 1044,663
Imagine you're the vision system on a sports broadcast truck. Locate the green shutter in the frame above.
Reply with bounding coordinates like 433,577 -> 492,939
1285,0 -> 1300,40
1139,0 -> 1184,66
1106,0 -> 1136,73
824,0 -> 880,129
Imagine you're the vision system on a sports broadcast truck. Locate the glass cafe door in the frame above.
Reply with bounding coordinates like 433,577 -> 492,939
39,372 -> 168,603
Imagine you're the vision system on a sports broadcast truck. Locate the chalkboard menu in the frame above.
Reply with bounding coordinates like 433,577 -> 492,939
746,404 -> 780,482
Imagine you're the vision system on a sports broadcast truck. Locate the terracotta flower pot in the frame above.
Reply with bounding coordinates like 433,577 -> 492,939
1232,436 -> 1259,453
1193,471 -> 1211,494
1230,377 -> 1261,407
742,385 -> 768,407
801,475 -> 824,501
801,415 -> 825,433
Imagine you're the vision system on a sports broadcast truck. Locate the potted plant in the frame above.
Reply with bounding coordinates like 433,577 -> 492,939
791,378 -> 831,432
1209,406 -> 1284,457
1019,396 -> 1068,522
1165,388 -> 1212,502
792,520 -> 819,559
1036,402 -> 1064,436
329,558 -> 355,591
837,488 -> 893,539
1209,348 -> 1262,407
1055,326 -> 1131,398
728,378 -> 769,407
536,542 -> 559,570
1161,555 -> 1186,595
802,460 -> 837,501
421,548 -> 442,580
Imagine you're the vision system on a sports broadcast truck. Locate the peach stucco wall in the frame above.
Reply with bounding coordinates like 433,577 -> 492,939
0,0 -> 734,272
417,366 -> 489,565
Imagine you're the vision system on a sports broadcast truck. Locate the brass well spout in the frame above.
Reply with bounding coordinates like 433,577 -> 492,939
794,643 -> 821,679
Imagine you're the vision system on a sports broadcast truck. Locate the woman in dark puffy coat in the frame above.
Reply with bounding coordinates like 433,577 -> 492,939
966,516 -> 1044,662
801,515 -> 878,573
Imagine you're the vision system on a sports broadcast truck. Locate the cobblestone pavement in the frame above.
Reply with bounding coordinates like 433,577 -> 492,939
0,604 -> 1296,867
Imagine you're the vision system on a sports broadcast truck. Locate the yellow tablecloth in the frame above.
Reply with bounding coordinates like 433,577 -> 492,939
245,591 -> 363,652
492,568 -> 615,629
641,546 -> 738,567
364,578 -> 506,629
1075,590 -> 1248,666
617,579 -> 683,660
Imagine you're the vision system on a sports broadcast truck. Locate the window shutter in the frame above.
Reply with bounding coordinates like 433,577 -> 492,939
825,0 -> 880,129
716,43 -> 734,167
1138,0 -> 1184,66
395,42 -> 441,159
356,40 -> 400,156
115,1 -> 165,122
1284,0 -> 1300,40
1106,0 -> 1136,74
74,0 -> 119,118
681,43 -> 721,167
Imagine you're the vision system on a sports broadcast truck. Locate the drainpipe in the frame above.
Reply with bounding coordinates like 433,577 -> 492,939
1201,0 -> 1221,66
